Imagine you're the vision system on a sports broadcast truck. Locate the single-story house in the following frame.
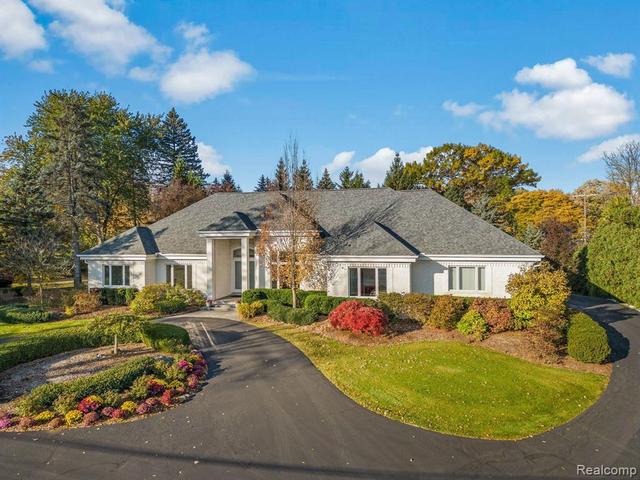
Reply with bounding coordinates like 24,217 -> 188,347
79,188 -> 542,299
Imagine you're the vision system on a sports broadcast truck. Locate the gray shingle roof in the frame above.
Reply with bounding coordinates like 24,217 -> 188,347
82,188 -> 540,257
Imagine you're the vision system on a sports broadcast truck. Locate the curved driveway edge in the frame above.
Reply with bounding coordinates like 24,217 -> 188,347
0,296 -> 638,479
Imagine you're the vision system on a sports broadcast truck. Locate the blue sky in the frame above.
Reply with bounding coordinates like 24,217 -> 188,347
1,0 -> 639,191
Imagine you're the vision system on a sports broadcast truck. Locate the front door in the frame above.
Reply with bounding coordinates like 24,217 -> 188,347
232,253 -> 256,293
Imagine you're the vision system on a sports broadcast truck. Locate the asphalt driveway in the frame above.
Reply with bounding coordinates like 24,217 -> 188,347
0,296 -> 638,479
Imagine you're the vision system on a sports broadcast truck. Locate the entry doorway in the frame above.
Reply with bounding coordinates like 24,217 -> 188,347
232,247 -> 255,293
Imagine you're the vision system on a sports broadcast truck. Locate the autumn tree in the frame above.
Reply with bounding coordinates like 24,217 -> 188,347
258,139 -> 322,308
507,189 -> 582,237
402,143 -> 540,213
539,218 -> 578,272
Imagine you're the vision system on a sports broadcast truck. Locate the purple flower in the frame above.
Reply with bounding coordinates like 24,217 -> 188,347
101,407 -> 115,418
0,417 -> 16,430
177,360 -> 192,372
135,402 -> 151,415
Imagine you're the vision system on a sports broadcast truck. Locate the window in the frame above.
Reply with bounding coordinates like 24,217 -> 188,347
166,264 -> 193,289
348,267 -> 387,297
448,266 -> 486,292
103,265 -> 130,287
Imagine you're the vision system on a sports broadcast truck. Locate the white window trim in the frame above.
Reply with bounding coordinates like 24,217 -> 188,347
447,265 -> 486,293
103,264 -> 130,287
166,264 -> 194,289
348,266 -> 387,298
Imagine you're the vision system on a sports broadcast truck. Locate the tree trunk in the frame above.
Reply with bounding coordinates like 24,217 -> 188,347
72,221 -> 82,289
113,333 -> 119,355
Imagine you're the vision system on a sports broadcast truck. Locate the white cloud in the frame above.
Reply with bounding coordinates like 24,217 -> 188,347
442,100 -> 484,117
197,141 -> 231,177
0,0 -> 46,58
28,58 -> 53,73
128,65 -> 157,82
324,147 -> 431,185
176,22 -> 210,49
160,49 -> 253,103
514,58 -> 591,90
323,151 -> 354,173
479,83 -> 633,140
30,0 -> 169,74
585,53 -> 636,78
577,133 -> 640,163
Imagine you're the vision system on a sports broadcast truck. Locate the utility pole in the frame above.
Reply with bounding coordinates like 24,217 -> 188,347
572,193 -> 599,245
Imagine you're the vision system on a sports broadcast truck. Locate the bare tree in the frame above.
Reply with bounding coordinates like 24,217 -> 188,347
604,140 -> 640,205
258,136 -> 322,308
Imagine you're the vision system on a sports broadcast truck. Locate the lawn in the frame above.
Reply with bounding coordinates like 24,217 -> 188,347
254,320 -> 608,440
0,318 -> 89,339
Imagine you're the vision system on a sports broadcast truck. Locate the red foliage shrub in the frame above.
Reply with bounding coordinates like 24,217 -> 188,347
83,412 -> 100,426
470,298 -> 514,333
160,390 -> 172,406
328,300 -> 388,336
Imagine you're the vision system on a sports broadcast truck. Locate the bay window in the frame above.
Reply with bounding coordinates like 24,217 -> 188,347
103,265 -> 130,287
448,266 -> 486,292
348,267 -> 387,297
166,264 -> 193,289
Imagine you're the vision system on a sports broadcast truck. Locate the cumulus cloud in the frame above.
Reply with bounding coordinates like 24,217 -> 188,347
324,147 -> 431,185
323,151 -> 355,173
160,49 -> 253,103
197,141 -> 231,176
442,100 -> 484,117
514,58 -> 591,90
445,57 -> 635,141
128,65 -> 158,82
176,22 -> 211,49
577,133 -> 640,163
0,0 -> 46,58
585,53 -> 636,78
30,0 -> 169,74
28,58 -> 53,73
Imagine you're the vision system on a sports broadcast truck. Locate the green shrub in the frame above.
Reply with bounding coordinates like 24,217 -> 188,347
140,323 -> 190,353
303,294 -> 347,315
237,301 -> 265,319
567,312 -> 611,363
506,263 -> 571,329
0,304 -> 54,323
429,295 -> 467,330
156,298 -> 188,314
130,284 -> 203,314
101,390 -> 123,408
241,288 -> 323,306
0,326 -> 141,372
262,300 -> 318,325
456,310 -> 489,340
378,292 -> 434,323
470,298 -> 514,333
53,393 -> 78,416
19,357 -> 155,413
93,288 -> 138,306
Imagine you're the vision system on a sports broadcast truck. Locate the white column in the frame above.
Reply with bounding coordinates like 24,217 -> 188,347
254,252 -> 261,288
206,239 -> 216,299
241,236 -> 249,291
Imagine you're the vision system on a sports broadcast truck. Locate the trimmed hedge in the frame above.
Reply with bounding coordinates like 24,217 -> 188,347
130,284 -> 205,314
0,304 -> 55,324
140,323 -> 190,353
241,288 -> 324,306
262,300 -> 318,325
429,295 -> 466,330
0,327 -> 141,373
303,294 -> 347,315
378,292 -> 434,323
16,357 -> 156,415
567,312 -> 611,364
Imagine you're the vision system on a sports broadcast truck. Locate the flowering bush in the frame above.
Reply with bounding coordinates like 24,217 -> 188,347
33,410 -> 55,424
187,374 -> 200,390
78,395 -> 103,413
47,417 -> 65,429
177,359 -> 192,372
65,410 -> 83,425
101,406 -> 115,418
120,401 -> 137,414
328,301 -> 388,336
18,416 -> 35,430
160,390 -> 172,406
147,378 -> 167,395
136,402 -> 151,415
144,397 -> 160,408
83,412 -> 100,426
111,408 -> 125,419
0,414 -> 16,430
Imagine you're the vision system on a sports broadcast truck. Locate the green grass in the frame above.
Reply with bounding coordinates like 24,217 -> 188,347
0,318 -> 90,339
255,321 -> 608,440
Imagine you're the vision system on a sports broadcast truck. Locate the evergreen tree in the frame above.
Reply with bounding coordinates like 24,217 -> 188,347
220,170 -> 241,192
351,171 -> 371,188
316,168 -> 336,190
255,174 -> 270,192
207,177 -> 223,194
383,152 -> 405,189
338,166 -> 355,189
274,157 -> 289,191
339,166 -> 370,188
294,158 -> 313,190
156,107 -> 204,185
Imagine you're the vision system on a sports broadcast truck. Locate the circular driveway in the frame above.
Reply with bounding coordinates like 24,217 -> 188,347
0,296 -> 638,479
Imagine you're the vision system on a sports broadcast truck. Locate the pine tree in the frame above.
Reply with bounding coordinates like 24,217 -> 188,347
294,158 -> 313,190
339,166 -> 370,188
207,177 -> 223,194
316,168 -> 336,190
274,157 -> 289,191
383,152 -> 405,189
156,108 -> 204,185
351,171 -> 371,188
338,166 -> 355,189
255,174 -> 270,192
220,170 -> 241,192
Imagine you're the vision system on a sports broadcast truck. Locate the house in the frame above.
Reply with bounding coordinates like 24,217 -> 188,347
78,188 -> 542,299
